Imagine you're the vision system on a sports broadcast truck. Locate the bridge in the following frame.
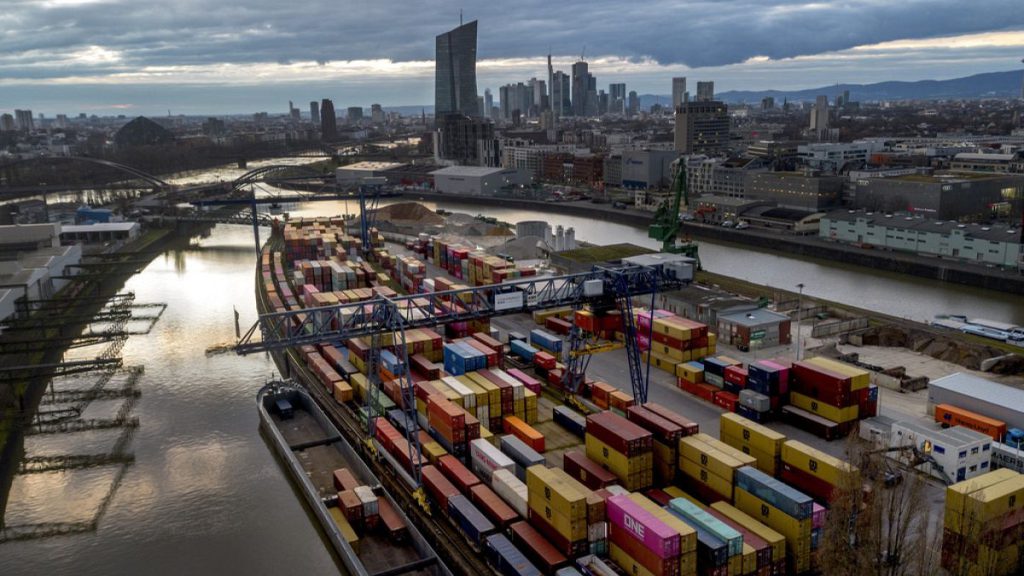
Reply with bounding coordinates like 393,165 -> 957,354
0,156 -> 172,200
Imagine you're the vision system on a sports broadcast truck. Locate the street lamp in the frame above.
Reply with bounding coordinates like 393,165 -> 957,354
795,283 -> 805,361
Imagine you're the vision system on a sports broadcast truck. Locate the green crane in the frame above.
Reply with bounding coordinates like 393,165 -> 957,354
648,159 -> 701,269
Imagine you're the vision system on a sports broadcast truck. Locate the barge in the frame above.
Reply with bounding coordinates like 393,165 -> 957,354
258,380 -> 451,576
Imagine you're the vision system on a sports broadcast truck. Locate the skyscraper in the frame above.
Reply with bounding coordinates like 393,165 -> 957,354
309,101 -> 320,124
320,99 -> 337,140
609,83 -> 626,115
674,100 -> 729,154
672,77 -> 687,109
696,81 -> 714,102
628,91 -> 639,117
810,95 -> 829,137
571,61 -> 590,117
551,71 -> 570,118
14,109 -> 34,131
435,20 -> 479,118
484,89 -> 494,120
547,54 -> 555,112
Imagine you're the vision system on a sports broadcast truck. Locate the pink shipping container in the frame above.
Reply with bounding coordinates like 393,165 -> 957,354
506,369 -> 541,394
606,495 -> 680,560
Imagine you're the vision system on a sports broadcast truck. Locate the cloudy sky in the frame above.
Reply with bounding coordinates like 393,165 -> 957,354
4,0 -> 1024,116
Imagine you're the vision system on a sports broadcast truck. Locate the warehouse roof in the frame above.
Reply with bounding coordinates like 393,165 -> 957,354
337,161 -> 404,172
893,419 -> 990,446
430,166 -> 508,177
930,373 -> 1024,413
718,308 -> 790,327
823,210 -> 1020,243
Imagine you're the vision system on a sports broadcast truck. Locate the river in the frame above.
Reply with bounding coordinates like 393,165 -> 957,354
2,158 -> 1021,575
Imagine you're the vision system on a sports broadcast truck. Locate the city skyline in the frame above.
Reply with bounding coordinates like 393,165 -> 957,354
4,1 -> 1024,114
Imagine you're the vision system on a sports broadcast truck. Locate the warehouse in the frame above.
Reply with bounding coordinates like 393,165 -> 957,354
889,420 -> 993,483
336,161 -> 404,186
430,166 -> 532,196
928,373 -> 1024,431
715,308 -> 791,351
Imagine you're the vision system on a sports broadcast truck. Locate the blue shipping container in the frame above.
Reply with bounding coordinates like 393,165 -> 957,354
553,406 -> 587,438
499,434 -> 545,481
486,533 -> 543,576
735,466 -> 813,520
510,340 -> 538,362
667,507 -> 728,567
737,404 -> 769,423
529,329 -> 563,353
449,494 -> 495,545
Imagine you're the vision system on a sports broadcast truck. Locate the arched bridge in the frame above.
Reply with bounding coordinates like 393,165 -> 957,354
228,164 -> 329,194
0,156 -> 171,191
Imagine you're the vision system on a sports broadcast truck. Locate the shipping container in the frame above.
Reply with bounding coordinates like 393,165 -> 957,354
627,406 -> 684,444
667,498 -> 743,557
780,440 -> 857,488
502,435 -> 547,481
735,466 -> 813,520
563,450 -> 618,490
505,416 -> 545,452
485,533 -> 543,576
493,468 -> 529,518
710,502 -> 786,565
781,405 -> 843,441
587,412 -> 653,457
625,493 -> 698,554
553,406 -> 587,438
438,454 -> 482,494
471,483 -> 520,528
585,433 -> 654,491
510,521 -> 570,575
471,437 -> 516,483
934,403 -> 1008,441
448,494 -> 496,545
422,464 -> 461,514
734,487 -> 811,574
377,497 -> 407,541
643,403 -> 700,436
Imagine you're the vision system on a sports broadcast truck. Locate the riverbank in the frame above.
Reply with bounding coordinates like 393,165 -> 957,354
399,191 -> 1024,294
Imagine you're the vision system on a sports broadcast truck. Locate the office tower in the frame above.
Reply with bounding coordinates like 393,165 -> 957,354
547,54 -> 555,112
320,99 -> 337,140
435,20 -> 479,117
14,109 -> 34,131
436,114 -> 496,166
0,114 -> 14,132
696,81 -> 714,102
628,91 -> 639,117
810,95 -> 829,136
529,78 -> 547,115
371,104 -> 385,123
572,61 -> 590,116
672,77 -> 687,109
484,89 -> 494,120
55,114 -> 68,129
347,106 -> 363,123
309,101 -> 320,124
551,71 -> 570,118
674,100 -> 729,154
609,83 -> 626,115
761,97 -> 775,111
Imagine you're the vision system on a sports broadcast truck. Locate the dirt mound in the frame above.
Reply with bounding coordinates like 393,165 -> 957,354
375,202 -> 444,225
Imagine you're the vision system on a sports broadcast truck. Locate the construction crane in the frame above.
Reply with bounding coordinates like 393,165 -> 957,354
237,261 -> 693,485
648,160 -> 701,269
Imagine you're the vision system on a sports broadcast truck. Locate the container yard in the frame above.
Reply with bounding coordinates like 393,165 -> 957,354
246,215 -> 1024,576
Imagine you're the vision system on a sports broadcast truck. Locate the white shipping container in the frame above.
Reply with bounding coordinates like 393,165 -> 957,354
354,486 -> 379,517
991,442 -> 1024,473
588,521 -> 608,542
491,369 -> 525,400
470,438 -> 515,483
491,468 -> 528,518
858,415 -> 895,448
442,376 -> 476,410
604,485 -> 629,496
738,389 -> 771,413
476,405 -> 490,425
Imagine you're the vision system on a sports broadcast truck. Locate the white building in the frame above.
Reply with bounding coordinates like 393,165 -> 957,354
336,161 -> 404,187
0,223 -> 82,331
430,166 -> 532,196
889,420 -> 993,483
60,222 -> 141,244
797,140 -> 884,171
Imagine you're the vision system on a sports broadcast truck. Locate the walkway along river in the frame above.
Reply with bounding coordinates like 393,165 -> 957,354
2,157 -> 1020,575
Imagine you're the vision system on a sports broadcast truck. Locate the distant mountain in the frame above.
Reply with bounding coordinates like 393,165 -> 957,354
639,69 -> 1024,107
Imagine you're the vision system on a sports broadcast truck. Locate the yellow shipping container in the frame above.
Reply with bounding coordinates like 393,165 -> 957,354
708,333 -> 717,348
479,425 -> 494,443
710,502 -> 786,564
422,441 -> 447,464
464,373 -> 500,407
609,543 -> 656,576
641,350 -> 681,374
781,440 -> 858,487
741,543 -> 757,575
651,343 -> 689,362
789,391 -> 859,424
720,413 -> 786,455
328,507 -> 361,554
585,434 -> 653,491
351,373 -> 369,400
653,317 -> 692,340
627,493 -> 698,554
679,456 -> 734,501
679,436 -> 755,483
676,362 -> 705,382
954,475 -> 1024,530
528,498 -> 588,541
550,468 -> 604,523
680,550 -> 697,576
728,553 -> 742,576
734,487 -> 811,574
945,469 -> 1020,532
721,434 -> 780,477
663,485 -> 701,506
460,378 -> 489,409
805,357 -> 870,391
526,465 -> 588,520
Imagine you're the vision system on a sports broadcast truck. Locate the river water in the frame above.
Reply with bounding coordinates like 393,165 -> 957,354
2,158 -> 1021,575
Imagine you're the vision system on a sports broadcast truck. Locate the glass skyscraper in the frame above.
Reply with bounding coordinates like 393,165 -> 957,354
435,20 -> 479,118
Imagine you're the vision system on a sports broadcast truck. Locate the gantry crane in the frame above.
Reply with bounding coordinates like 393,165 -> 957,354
648,160 -> 701,269
237,261 -> 693,486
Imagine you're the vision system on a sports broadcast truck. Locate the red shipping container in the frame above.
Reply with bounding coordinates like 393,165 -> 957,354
421,465 -> 460,514
546,368 -> 565,388
713,391 -> 738,412
534,351 -> 557,371
333,468 -> 359,492
586,411 -> 653,457
509,521 -> 569,574
563,450 -> 618,490
546,316 -> 573,335
609,522 -> 681,576
643,403 -> 699,436
791,361 -> 854,406
338,490 -> 363,523
464,414 -> 481,441
437,454 -> 481,494
780,462 -> 838,503
427,396 -> 465,429
724,366 -> 748,387
626,405 -> 684,444
645,488 -> 673,507
461,338 -> 500,367
470,332 -> 503,354
478,369 -> 513,405
470,484 -> 519,529
695,384 -> 718,403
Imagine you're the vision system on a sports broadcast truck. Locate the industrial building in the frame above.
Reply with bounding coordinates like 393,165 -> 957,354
653,284 -> 763,329
715,308 -> 792,350
820,210 -> 1023,271
690,196 -> 770,225
60,222 -> 141,244
850,172 -> 1019,221
797,141 -> 885,171
620,149 -> 678,189
745,171 -> 843,211
430,166 -> 531,196
740,207 -> 824,235
0,223 -> 82,330
336,161 -> 404,186
889,420 -> 993,482
928,373 -> 1024,431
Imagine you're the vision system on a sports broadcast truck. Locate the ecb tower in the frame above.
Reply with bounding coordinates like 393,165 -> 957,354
435,20 -> 479,117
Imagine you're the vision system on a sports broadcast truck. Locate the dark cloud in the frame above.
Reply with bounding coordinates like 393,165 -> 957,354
3,0 -> 1024,78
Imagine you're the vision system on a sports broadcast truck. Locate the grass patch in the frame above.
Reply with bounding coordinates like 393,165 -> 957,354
558,243 -> 654,264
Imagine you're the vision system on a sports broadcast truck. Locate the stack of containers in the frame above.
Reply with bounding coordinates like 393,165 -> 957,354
626,494 -> 698,576
484,533 -> 542,576
787,358 -> 868,438
804,357 -> 875,421
675,361 -> 707,396
606,494 -> 683,576
638,312 -> 714,377
491,467 -> 529,519
779,440 -> 859,504
428,396 -> 467,457
723,365 -> 748,395
745,359 -> 790,421
553,406 -> 587,438
678,433 -> 756,503
626,405 -> 685,486
442,342 -> 487,376
529,329 -> 563,355
942,469 -> 1024,576
562,450 -> 618,490
585,411 -> 654,491
720,413 -> 786,476
438,454 -> 481,495
510,339 -> 539,363
470,438 -> 515,482
525,465 -> 589,557
710,501 -> 787,576
668,498 -> 743,576
704,504 -> 775,576
733,466 -> 814,574
500,434 -> 546,482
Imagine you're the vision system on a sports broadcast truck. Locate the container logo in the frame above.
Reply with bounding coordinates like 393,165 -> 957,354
603,447 -> 609,458
700,470 -> 708,482
701,454 -> 708,466
809,460 -> 818,472
1010,495 -> 1017,508
545,487 -> 551,500
624,513 -> 646,540
761,504 -> 770,517
743,430 -> 750,440
811,401 -> 819,411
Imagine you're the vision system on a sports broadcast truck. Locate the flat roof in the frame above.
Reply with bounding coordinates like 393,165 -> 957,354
61,222 -> 140,233
890,172 -> 997,183
695,195 -> 763,207
953,153 -> 1016,161
893,419 -> 990,446
823,210 -> 1020,243
719,307 -> 790,327
930,373 -> 1024,412
430,166 -> 509,177
338,161 -> 404,172
622,253 -> 696,267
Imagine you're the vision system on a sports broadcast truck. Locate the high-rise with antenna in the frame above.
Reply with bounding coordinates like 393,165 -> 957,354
435,20 -> 479,117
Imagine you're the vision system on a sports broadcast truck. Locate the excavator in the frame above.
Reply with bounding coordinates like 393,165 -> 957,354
862,439 -> 955,486
648,159 -> 702,269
